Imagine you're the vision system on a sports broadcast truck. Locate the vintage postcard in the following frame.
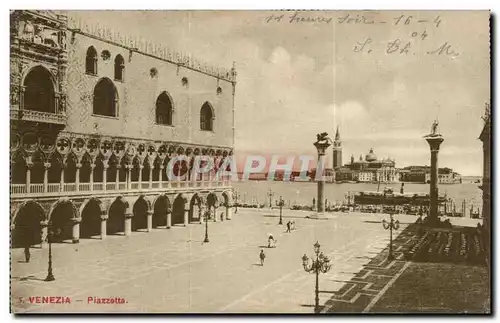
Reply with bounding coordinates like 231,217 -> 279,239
10,10 -> 491,314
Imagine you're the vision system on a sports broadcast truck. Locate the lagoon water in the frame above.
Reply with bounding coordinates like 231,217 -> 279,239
233,180 -> 483,211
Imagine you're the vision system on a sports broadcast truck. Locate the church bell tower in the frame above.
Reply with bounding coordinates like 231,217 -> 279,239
333,126 -> 342,169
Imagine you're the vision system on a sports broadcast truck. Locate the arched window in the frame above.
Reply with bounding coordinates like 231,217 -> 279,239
23,66 -> 55,113
200,102 -> 214,131
85,46 -> 98,75
114,55 -> 125,81
155,92 -> 173,126
93,78 -> 118,117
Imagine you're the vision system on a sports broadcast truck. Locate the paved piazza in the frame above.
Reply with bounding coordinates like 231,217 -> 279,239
11,209 -> 420,313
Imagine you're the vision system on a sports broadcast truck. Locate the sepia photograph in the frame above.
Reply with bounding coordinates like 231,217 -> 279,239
9,9 -> 491,314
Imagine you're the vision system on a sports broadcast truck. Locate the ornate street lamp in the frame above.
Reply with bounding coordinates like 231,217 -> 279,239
267,188 -> 275,208
44,224 -> 60,282
203,209 -> 210,243
382,193 -> 400,260
276,195 -> 285,225
302,241 -> 332,314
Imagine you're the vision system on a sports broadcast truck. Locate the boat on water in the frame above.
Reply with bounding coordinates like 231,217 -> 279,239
353,188 -> 447,206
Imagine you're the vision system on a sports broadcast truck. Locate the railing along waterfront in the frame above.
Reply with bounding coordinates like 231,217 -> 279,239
10,180 -> 231,197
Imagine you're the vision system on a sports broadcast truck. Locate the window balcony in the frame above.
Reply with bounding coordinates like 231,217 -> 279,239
10,108 -> 66,125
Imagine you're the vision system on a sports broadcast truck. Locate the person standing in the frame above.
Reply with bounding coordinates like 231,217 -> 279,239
268,234 -> 274,248
286,221 -> 291,233
259,249 -> 266,266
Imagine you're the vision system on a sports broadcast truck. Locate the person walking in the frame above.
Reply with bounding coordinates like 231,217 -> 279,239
23,237 -> 31,263
286,221 -> 291,233
259,249 -> 266,266
220,212 -> 224,222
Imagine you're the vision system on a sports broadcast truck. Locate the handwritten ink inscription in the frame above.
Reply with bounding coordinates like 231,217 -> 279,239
264,12 -> 459,58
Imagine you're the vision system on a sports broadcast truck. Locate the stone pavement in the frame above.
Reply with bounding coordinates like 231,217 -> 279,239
11,209 -> 419,313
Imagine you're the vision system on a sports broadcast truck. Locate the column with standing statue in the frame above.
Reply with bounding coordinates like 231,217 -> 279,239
424,120 -> 444,225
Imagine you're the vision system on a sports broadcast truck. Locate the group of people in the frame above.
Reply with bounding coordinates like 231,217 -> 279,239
259,220 -> 297,266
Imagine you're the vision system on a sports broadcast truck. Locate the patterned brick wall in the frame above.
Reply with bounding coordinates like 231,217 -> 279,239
65,32 -> 234,148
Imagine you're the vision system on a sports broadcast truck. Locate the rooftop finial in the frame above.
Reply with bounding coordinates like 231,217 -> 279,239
335,125 -> 340,141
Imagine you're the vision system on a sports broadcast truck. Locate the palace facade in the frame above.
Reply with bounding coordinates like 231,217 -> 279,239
10,10 -> 236,247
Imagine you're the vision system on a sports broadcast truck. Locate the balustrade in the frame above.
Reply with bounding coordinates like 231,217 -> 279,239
11,177 -> 229,197
79,183 -> 91,192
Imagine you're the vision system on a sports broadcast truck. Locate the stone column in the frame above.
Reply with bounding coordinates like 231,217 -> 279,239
314,140 -> 331,213
425,134 -> 444,222
75,163 -> 82,191
71,218 -> 80,243
183,205 -> 189,227
26,163 -> 32,193
166,209 -> 172,229
127,165 -> 132,190
115,165 -> 120,189
146,210 -> 153,232
102,162 -> 107,190
100,214 -> 108,240
59,165 -> 65,192
149,164 -> 153,189
213,206 -> 217,222
90,163 -> 95,191
43,162 -> 50,193
159,165 -> 164,188
124,211 -> 132,236
138,165 -> 144,189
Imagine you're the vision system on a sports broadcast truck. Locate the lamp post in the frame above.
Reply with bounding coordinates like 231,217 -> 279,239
44,224 -> 60,282
302,241 -> 332,314
276,196 -> 285,225
382,190 -> 400,261
267,188 -> 274,208
203,209 -> 210,243
233,190 -> 239,214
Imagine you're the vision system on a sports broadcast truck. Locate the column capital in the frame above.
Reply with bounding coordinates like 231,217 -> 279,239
44,162 -> 51,169
90,163 -> 96,169
26,162 -> 34,169
147,210 -> 153,215
124,212 -> 133,219
71,217 -> 82,224
139,165 -> 144,169
76,163 -> 82,169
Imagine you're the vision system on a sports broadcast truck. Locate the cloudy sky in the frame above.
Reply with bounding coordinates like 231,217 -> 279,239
71,10 -> 490,175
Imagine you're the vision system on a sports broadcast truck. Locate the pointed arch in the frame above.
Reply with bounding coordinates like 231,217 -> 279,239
200,102 -> 214,131
86,46 -> 98,75
156,91 -> 173,126
114,54 -> 125,81
93,78 -> 118,117
23,65 -> 56,113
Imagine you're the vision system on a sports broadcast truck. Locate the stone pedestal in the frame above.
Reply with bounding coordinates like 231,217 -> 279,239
226,206 -> 232,220
124,213 -> 132,236
183,208 -> 189,227
100,216 -> 107,240
166,212 -> 172,229
424,134 -> 444,222
146,211 -> 153,232
71,219 -> 80,243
